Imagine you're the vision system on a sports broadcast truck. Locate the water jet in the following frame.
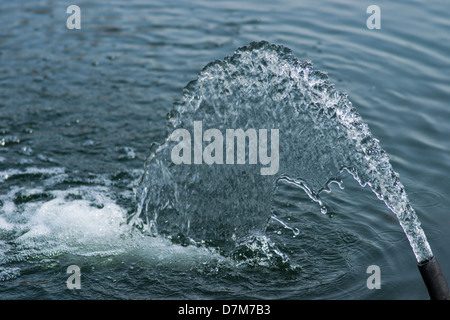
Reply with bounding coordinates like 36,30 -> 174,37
133,41 -> 449,299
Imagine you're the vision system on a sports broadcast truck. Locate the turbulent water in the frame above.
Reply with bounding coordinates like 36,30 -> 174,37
132,41 -> 433,264
2,0 -> 448,300
0,39 -> 437,299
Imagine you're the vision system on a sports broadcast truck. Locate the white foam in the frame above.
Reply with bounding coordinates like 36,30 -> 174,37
0,185 -> 225,272
0,216 -> 14,231
21,191 -> 128,242
0,267 -> 21,281
0,167 -> 65,183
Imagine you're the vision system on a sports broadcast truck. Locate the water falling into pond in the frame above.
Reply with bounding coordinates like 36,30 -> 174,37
131,41 -> 433,265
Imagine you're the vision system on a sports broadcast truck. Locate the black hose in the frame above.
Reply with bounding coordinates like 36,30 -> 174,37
418,256 -> 450,300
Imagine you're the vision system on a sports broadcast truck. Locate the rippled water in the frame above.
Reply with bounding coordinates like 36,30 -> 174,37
1,0 -> 449,300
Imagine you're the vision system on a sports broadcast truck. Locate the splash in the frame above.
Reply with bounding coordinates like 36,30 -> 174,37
0,167 -> 227,281
132,41 -> 433,263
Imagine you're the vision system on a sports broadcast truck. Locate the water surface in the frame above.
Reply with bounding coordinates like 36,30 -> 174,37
0,0 -> 449,300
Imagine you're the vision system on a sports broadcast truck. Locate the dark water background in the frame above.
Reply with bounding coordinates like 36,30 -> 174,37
0,0 -> 449,299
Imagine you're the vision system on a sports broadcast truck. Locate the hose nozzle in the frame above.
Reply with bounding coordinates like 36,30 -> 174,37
418,256 -> 450,300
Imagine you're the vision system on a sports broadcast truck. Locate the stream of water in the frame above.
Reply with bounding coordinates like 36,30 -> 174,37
1,0 -> 449,300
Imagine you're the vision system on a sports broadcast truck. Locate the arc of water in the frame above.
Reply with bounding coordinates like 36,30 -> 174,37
132,41 -> 448,298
